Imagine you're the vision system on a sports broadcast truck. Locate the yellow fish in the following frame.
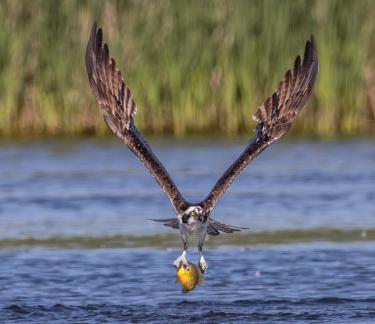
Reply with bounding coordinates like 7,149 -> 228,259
176,262 -> 204,293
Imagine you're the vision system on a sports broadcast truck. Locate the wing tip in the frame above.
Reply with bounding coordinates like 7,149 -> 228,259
86,22 -> 103,71
304,34 -> 318,67
253,35 -> 318,129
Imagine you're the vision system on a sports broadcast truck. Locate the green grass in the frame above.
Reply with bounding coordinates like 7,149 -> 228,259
0,0 -> 374,138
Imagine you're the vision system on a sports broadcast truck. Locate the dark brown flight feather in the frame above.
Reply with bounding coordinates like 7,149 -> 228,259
85,23 -> 188,213
200,36 -> 318,214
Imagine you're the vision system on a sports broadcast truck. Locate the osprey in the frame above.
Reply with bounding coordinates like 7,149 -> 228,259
85,23 -> 318,273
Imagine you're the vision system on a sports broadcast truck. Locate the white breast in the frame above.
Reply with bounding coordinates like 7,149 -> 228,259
179,221 -> 207,243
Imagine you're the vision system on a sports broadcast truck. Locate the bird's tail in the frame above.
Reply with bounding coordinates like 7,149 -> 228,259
150,218 -> 247,236
149,218 -> 179,229
207,218 -> 248,236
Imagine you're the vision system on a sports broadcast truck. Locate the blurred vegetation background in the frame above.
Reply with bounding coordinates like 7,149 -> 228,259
0,0 -> 374,138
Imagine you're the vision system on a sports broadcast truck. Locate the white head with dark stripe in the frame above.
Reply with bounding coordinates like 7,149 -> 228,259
179,206 -> 206,225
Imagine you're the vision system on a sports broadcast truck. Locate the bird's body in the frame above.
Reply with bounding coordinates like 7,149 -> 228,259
85,23 -> 318,273
179,213 -> 207,238
175,206 -> 209,269
181,218 -> 207,238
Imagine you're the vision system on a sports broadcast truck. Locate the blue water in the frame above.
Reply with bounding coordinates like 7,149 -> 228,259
0,139 -> 374,322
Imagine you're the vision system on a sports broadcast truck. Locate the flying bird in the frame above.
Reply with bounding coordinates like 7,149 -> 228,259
85,23 -> 318,273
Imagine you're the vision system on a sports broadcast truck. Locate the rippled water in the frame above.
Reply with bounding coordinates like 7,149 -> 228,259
0,139 -> 374,322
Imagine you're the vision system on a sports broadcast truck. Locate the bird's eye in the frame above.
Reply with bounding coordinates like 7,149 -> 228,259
191,211 -> 196,217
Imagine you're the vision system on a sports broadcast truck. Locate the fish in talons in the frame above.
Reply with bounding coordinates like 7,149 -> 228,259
176,261 -> 204,293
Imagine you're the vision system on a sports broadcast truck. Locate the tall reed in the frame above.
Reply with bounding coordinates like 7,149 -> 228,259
0,0 -> 373,137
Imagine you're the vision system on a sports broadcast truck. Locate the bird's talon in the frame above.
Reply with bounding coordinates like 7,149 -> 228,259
199,259 -> 208,273
173,255 -> 187,268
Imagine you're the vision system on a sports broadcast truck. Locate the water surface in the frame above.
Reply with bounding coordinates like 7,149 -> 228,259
0,139 -> 374,322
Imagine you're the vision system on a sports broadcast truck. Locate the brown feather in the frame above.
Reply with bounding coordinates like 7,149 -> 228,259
201,36 -> 318,214
85,23 -> 187,212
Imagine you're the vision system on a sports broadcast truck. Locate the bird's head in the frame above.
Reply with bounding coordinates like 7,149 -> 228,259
180,206 -> 206,225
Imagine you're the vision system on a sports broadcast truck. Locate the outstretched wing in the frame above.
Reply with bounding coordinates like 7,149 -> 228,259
201,36 -> 318,214
85,23 -> 188,213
